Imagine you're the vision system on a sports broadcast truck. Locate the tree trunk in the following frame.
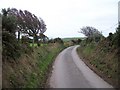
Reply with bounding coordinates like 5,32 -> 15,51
32,35 -> 35,47
18,31 -> 20,42
34,35 -> 39,46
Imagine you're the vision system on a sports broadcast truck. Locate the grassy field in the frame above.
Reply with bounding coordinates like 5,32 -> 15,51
2,43 -> 66,88
62,37 -> 85,42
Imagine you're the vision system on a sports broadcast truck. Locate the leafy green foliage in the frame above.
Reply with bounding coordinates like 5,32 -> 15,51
107,25 -> 120,48
2,31 -> 21,61
53,37 -> 63,44
2,8 -> 17,34
107,32 -> 113,41
48,38 -> 64,44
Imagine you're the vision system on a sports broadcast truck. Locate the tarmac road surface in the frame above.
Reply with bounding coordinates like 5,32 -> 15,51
49,45 -> 114,88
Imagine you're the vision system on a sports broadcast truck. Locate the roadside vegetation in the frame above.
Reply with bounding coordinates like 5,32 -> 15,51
2,8 -> 66,88
3,42 -> 65,88
77,26 -> 120,88
2,7 -> 119,88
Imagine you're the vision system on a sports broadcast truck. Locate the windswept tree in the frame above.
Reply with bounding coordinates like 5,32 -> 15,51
8,8 -> 47,45
79,26 -> 102,37
8,8 -> 24,41
79,26 -> 103,42
39,18 -> 47,34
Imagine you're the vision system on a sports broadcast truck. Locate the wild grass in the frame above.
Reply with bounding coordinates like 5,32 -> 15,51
25,43 -> 65,88
2,43 -> 65,88
77,41 -> 118,87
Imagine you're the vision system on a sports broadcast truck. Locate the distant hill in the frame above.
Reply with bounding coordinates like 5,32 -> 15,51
62,37 -> 86,42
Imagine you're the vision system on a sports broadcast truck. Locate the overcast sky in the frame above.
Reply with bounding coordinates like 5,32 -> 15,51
0,0 -> 119,38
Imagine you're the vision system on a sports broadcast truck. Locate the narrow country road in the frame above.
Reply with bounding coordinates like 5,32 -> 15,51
49,45 -> 114,88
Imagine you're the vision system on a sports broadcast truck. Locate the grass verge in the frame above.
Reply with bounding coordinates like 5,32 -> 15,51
2,43 -> 66,88
77,41 -> 118,88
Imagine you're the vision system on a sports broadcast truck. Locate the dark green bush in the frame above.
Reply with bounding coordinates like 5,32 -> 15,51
77,39 -> 82,44
116,25 -> 120,47
2,31 -> 22,61
94,36 -> 102,42
2,31 -> 33,61
107,32 -> 113,41
53,38 -> 63,44
111,25 -> 120,48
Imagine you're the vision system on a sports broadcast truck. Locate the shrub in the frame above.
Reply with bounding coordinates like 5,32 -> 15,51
107,32 -> 113,41
2,31 -> 22,61
53,38 -> 63,44
112,25 -> 120,48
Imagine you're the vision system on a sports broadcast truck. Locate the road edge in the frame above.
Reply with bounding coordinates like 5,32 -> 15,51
75,45 -> 116,88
